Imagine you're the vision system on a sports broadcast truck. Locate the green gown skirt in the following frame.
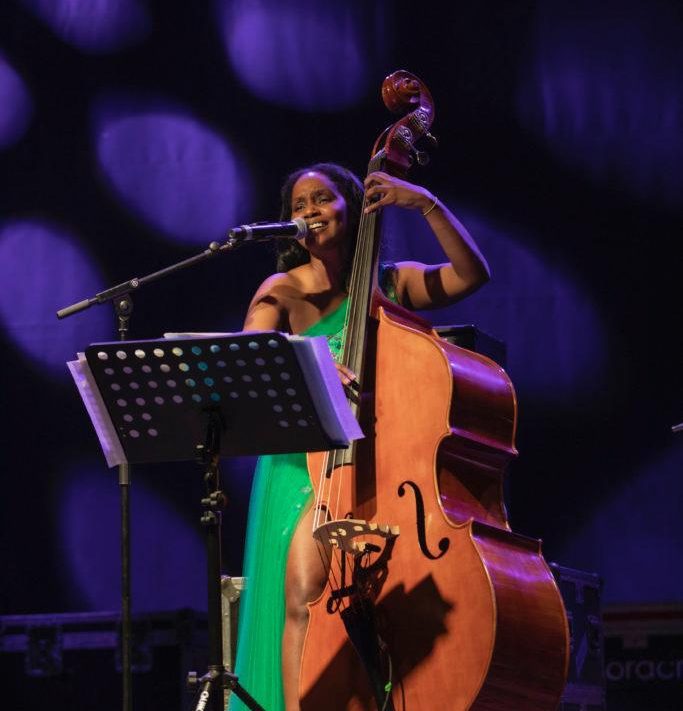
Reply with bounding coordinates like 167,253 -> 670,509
228,299 -> 348,711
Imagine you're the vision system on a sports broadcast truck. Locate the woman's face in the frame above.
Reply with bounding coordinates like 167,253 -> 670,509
290,171 -> 348,253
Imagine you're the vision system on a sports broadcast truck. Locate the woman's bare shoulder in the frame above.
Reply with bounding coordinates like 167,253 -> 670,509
243,272 -> 298,331
251,270 -> 303,300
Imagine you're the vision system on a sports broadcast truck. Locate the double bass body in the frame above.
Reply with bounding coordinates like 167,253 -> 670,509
300,303 -> 569,710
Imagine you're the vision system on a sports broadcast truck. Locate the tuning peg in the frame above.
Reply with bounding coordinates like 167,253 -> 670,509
412,148 -> 430,166
411,131 -> 437,166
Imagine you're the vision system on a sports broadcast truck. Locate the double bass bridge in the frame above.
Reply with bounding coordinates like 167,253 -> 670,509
312,518 -> 400,556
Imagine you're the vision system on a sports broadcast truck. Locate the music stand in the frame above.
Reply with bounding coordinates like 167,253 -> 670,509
71,331 -> 361,710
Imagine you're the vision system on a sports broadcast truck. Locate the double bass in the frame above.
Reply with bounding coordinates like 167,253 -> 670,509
299,71 -> 569,710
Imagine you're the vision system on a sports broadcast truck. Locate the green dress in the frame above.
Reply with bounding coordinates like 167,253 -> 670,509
229,268 -> 396,711
228,298 -> 348,711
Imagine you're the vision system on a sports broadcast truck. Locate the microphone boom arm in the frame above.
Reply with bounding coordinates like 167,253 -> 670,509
57,241 -> 230,319
57,217 -> 307,319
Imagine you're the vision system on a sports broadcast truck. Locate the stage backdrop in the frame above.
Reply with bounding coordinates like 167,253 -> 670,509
0,0 -> 681,618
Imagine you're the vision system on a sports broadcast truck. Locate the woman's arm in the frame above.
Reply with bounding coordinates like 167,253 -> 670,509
242,274 -> 289,330
364,171 -> 490,310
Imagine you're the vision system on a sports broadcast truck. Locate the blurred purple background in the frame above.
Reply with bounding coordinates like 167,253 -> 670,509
0,0 -> 681,624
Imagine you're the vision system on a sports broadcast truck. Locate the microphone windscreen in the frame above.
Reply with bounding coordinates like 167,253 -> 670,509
292,217 -> 308,238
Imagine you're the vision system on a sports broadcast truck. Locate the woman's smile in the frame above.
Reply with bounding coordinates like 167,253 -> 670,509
291,171 -> 347,250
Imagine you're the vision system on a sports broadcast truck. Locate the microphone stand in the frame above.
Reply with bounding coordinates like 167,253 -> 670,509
56,240 -> 242,321
54,220 -> 302,321
115,292 -> 133,711
56,236 -> 245,711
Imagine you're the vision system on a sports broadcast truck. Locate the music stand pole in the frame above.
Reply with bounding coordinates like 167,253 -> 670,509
115,294 -> 134,711
188,409 -> 264,711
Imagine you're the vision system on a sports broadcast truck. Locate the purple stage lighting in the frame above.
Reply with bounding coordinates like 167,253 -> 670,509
0,219 -> 110,379
59,462 -> 206,611
216,0 -> 389,111
20,0 -> 150,54
0,53 -> 33,148
382,205 -> 606,403
559,443 -> 683,603
517,0 -> 683,208
92,94 -> 251,245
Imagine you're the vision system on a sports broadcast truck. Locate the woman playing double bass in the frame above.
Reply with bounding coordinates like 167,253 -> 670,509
230,161 -> 490,711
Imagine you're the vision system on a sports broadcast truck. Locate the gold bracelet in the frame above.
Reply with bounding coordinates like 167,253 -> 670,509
422,196 -> 438,217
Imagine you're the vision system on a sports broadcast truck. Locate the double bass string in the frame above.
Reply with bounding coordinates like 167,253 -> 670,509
332,191 -> 378,604
310,454 -> 348,612
311,183 -> 373,534
311,452 -> 349,612
310,165 -> 384,621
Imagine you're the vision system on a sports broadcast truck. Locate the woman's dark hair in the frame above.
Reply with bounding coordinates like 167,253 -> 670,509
275,162 -> 364,282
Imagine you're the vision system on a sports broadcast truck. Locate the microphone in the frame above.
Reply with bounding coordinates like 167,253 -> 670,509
228,217 -> 308,242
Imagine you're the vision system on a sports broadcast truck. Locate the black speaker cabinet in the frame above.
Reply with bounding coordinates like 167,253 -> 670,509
0,609 -> 208,711
603,604 -> 683,711
551,563 -> 606,711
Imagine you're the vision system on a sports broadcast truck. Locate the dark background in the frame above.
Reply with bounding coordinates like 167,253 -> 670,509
1,0 -> 681,634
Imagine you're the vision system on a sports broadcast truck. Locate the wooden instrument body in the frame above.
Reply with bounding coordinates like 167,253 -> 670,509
300,305 -> 569,710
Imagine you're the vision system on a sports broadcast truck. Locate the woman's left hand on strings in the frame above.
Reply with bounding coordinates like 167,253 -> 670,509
335,362 -> 357,386
363,171 -> 434,214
